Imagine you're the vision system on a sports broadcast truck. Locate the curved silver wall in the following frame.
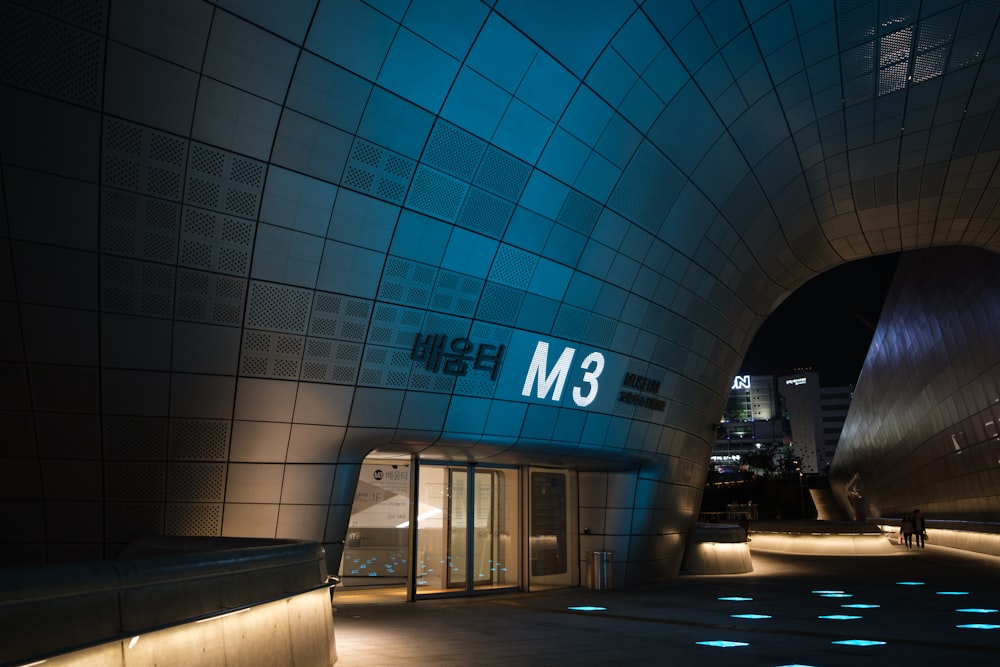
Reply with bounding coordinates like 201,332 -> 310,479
3,1 -> 1000,584
831,247 -> 1000,521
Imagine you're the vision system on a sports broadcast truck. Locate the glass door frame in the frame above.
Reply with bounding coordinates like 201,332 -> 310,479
409,460 -> 521,600
524,466 -> 579,591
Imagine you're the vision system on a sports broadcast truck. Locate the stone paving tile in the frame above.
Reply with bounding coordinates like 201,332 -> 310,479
332,546 -> 1000,666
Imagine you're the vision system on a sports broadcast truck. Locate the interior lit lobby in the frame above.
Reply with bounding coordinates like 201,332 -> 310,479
2,1 -> 1000,665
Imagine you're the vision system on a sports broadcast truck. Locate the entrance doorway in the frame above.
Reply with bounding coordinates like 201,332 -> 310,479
414,464 -> 519,597
339,459 -> 578,598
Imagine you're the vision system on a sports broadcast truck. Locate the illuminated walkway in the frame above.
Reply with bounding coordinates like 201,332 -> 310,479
332,545 -> 1000,666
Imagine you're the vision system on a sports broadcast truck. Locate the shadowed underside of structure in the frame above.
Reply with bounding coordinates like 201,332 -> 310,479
2,0 -> 1000,585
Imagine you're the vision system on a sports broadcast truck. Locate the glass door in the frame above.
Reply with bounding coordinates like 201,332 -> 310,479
339,460 -> 411,592
445,468 -> 467,589
527,468 -> 578,591
415,463 -> 519,597
473,468 -> 516,590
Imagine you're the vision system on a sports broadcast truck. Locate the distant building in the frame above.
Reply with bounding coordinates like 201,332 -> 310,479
818,385 -> 854,473
713,372 -> 852,476
778,372 -> 853,475
713,374 -> 790,474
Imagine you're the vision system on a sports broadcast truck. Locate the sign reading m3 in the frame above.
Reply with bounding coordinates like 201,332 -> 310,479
521,341 -> 605,407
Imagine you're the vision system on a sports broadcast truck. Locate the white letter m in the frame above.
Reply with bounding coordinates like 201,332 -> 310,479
521,341 -> 575,402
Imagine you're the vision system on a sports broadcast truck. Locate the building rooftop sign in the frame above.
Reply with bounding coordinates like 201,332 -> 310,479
731,375 -> 751,389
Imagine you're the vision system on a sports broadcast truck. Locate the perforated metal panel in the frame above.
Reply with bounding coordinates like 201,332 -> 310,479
184,143 -> 265,219
474,146 -> 531,202
179,206 -> 253,276
358,344 -> 412,389
309,292 -> 372,341
105,462 -> 166,501
456,187 -> 515,238
470,321 -> 513,346
301,337 -> 362,384
837,2 -> 877,49
104,416 -> 168,459
168,420 -> 230,461
166,463 -> 226,502
422,121 -> 486,181
430,270 -> 482,317
838,1 -> 998,103
378,257 -> 436,307
166,503 -> 222,536
584,313 -> 617,347
422,312 -> 472,342
475,283 -> 525,326
0,2 -> 104,108
552,305 -> 591,340
369,303 -> 426,347
175,268 -> 246,326
488,245 -> 537,290
408,366 -> 458,392
240,330 -> 305,380
103,118 -> 187,200
342,138 -> 415,205
100,257 -> 175,318
557,191 -> 601,236
405,166 -> 468,222
101,187 -> 181,263
245,281 -> 312,334
608,141 -> 684,232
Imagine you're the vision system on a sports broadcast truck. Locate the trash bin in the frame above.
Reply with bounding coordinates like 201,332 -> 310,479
588,551 -> 612,590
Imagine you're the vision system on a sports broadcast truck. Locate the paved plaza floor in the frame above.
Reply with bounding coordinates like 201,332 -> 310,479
332,541 -> 1000,666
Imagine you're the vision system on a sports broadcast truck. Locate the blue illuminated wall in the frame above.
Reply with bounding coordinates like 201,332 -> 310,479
2,1 -> 1000,584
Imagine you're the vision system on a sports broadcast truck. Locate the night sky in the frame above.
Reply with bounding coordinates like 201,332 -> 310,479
740,253 -> 901,387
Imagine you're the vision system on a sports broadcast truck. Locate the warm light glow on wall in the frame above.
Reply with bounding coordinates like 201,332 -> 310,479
15,588 -> 334,667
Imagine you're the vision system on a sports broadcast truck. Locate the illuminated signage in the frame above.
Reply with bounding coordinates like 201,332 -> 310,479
494,332 -> 629,412
521,341 -> 605,407
785,377 -> 807,386
732,375 -> 751,390
411,334 -> 504,380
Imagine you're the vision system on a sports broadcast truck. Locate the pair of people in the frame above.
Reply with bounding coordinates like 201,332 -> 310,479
899,509 -> 926,549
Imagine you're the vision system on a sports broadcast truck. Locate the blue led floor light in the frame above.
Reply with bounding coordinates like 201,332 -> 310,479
696,640 -> 749,648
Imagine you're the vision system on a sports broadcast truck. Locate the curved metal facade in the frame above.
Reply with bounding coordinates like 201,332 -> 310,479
831,247 -> 1000,521
2,1 -> 1000,583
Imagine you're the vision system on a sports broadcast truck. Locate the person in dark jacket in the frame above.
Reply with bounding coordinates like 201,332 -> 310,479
912,509 -> 926,548
900,513 -> 914,549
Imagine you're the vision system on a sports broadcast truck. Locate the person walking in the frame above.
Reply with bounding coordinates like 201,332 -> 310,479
913,509 -> 926,548
900,512 -> 914,549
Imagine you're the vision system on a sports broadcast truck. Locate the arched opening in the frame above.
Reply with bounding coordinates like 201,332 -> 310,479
701,253 -> 901,522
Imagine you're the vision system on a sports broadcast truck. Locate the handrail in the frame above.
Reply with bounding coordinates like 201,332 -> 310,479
868,517 -> 1000,533
0,537 -> 330,666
